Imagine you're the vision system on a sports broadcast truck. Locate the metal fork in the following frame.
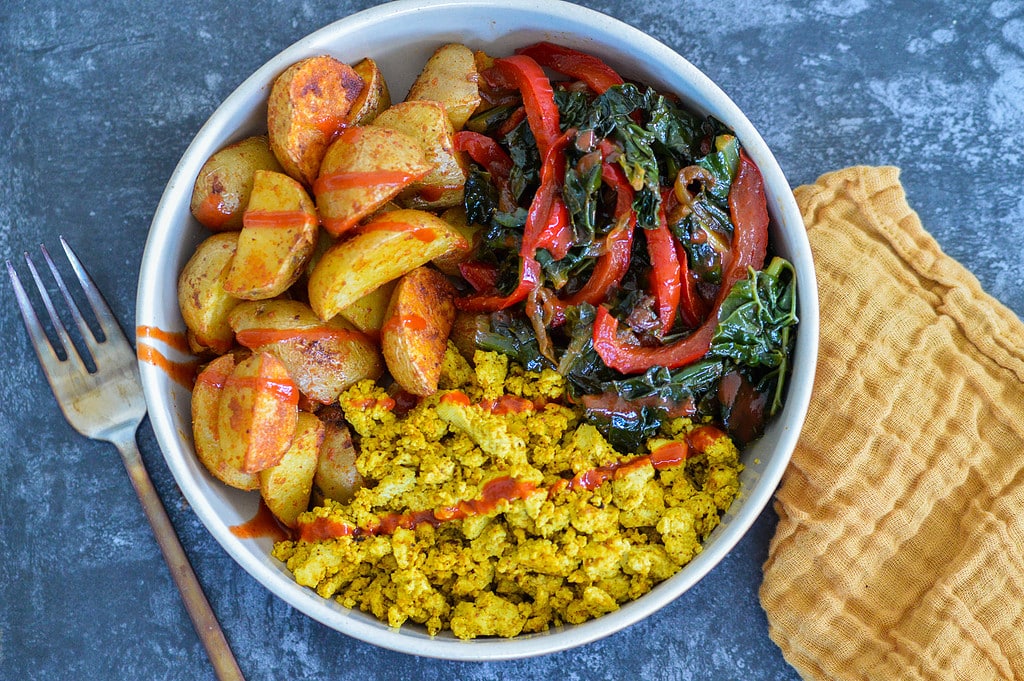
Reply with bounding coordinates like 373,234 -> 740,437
7,237 -> 245,681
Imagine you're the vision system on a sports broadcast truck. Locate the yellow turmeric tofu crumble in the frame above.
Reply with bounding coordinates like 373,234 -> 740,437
272,347 -> 742,639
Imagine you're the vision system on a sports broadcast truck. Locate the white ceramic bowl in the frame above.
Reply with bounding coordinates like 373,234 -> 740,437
137,0 -> 818,661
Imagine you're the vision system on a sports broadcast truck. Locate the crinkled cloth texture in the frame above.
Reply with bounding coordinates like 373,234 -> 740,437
760,167 -> 1024,681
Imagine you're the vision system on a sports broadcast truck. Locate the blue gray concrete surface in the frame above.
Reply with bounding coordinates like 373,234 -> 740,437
2,1 -> 1021,679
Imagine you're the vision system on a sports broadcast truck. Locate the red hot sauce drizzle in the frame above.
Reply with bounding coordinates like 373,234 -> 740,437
193,193 -> 234,229
135,326 -> 200,390
230,500 -> 291,542
380,314 -> 427,336
235,326 -> 370,348
313,169 -> 420,194
242,209 -> 318,230
357,220 -> 437,243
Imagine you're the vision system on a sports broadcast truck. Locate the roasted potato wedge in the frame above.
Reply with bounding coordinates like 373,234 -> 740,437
303,226 -> 335,283
229,299 -> 383,404
307,209 -> 467,321
268,55 -> 364,185
222,170 -> 319,300
381,266 -> 457,396
407,43 -> 481,131
449,311 -> 490,361
338,279 -> 397,334
312,405 -> 364,505
371,100 -> 468,210
217,351 -> 298,473
313,126 -> 433,237
345,58 -> 391,126
431,207 -> 481,276
190,135 -> 284,231
259,411 -> 325,527
178,231 -> 242,355
191,354 -> 260,490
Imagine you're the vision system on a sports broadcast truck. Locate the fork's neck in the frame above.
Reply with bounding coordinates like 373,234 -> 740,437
111,431 -> 246,681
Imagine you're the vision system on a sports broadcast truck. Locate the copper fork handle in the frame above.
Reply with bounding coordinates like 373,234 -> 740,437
114,433 -> 246,681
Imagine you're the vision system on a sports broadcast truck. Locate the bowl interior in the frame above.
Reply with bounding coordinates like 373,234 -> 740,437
137,0 -> 818,661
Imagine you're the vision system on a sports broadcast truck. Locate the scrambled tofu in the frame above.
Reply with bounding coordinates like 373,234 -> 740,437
273,348 -> 742,639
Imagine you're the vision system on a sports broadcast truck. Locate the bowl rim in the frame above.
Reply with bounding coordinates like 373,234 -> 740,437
137,0 -> 818,661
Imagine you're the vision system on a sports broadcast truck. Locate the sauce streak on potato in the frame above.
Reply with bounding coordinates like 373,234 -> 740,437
193,193 -> 234,230
242,209 -> 319,230
235,327 -> 371,347
380,314 -> 428,335
356,220 -> 438,242
313,169 -> 422,193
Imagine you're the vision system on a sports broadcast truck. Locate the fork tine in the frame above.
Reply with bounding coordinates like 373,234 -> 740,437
58,236 -> 132,348
6,258 -> 83,377
24,251 -> 91,373
41,242 -> 103,360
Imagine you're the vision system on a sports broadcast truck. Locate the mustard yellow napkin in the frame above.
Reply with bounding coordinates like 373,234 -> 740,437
760,167 -> 1024,680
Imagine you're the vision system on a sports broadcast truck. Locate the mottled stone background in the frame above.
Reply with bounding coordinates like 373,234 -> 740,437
1,0 -> 1021,679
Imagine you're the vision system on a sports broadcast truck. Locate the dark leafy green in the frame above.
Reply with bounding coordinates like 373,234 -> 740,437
557,304 -> 615,395
561,83 -> 710,231
670,136 -> 741,284
458,57 -> 798,450
710,257 -> 798,416
502,119 -> 540,202
606,360 -> 725,404
464,167 -> 498,227
562,155 -> 603,245
585,406 -> 663,455
696,136 -> 740,202
476,312 -> 554,373
553,89 -> 590,130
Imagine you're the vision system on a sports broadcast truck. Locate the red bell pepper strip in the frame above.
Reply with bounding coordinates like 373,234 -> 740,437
521,131 -> 572,258
646,199 -> 681,336
488,55 -> 561,158
453,131 -> 513,177
727,149 -> 769,272
593,149 -> 769,373
455,256 -> 542,312
675,241 -> 706,328
516,42 -> 625,95
458,261 -> 499,292
534,195 -> 573,260
454,130 -> 517,213
496,106 -> 527,138
544,161 -> 636,326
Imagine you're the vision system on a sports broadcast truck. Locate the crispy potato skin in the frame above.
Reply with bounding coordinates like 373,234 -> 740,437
259,411 -> 325,527
381,267 -> 457,396
338,279 -> 397,333
192,354 -> 260,490
229,299 -> 383,404
222,170 -> 319,300
268,55 -> 364,185
190,135 -> 284,231
313,126 -> 432,237
346,58 -> 391,126
178,231 -> 243,355
371,100 -> 468,210
312,405 -> 364,505
407,43 -> 481,131
431,206 -> 481,276
307,208 -> 466,321
217,351 -> 299,473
